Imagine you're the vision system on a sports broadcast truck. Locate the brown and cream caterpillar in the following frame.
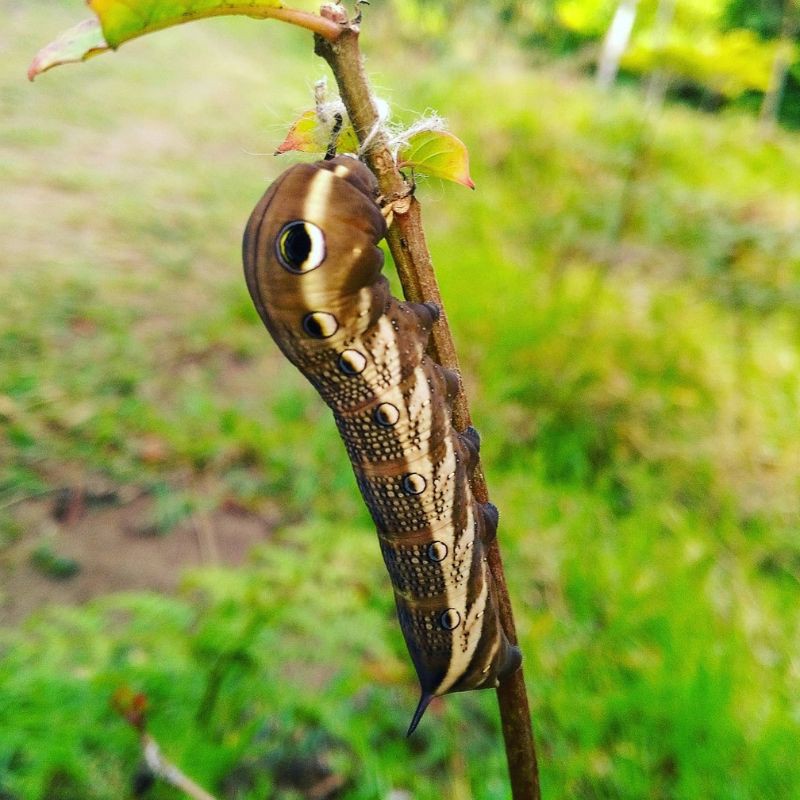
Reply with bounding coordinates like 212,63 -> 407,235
242,155 -> 521,734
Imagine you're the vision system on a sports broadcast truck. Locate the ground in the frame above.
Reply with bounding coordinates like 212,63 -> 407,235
1,478 -> 271,625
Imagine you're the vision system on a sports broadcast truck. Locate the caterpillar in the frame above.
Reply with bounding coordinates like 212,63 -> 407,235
242,155 -> 521,734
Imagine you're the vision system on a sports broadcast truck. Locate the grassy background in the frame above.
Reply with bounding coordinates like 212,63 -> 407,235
2,1 -> 799,798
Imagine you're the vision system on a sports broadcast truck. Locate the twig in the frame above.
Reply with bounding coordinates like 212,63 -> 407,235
113,689 -> 220,800
0,487 -> 61,513
194,513 -> 220,564
142,734 -> 219,800
315,13 -> 541,800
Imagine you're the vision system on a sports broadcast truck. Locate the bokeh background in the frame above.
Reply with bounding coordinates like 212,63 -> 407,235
2,0 -> 799,797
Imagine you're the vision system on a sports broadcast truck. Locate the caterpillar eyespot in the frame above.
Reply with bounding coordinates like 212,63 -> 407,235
338,349 -> 367,375
242,155 -> 522,736
276,220 -> 326,273
374,403 -> 400,428
302,311 -> 338,339
427,541 -> 448,562
401,473 -> 427,496
440,608 -> 461,630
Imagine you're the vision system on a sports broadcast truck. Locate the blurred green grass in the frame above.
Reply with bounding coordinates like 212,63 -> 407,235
1,1 -> 799,798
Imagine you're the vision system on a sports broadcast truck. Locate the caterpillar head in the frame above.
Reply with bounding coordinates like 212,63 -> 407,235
243,156 -> 388,341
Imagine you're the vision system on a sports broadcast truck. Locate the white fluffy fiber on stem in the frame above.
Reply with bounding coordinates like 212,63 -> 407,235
312,76 -> 446,162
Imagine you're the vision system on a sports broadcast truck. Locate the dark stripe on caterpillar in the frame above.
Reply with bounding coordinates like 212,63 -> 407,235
242,156 -> 521,734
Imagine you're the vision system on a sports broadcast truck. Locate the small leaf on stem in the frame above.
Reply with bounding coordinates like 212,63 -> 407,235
276,109 -> 326,154
397,129 -> 475,189
275,108 -> 358,154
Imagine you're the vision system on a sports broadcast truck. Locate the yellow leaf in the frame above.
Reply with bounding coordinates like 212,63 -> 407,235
275,108 -> 359,155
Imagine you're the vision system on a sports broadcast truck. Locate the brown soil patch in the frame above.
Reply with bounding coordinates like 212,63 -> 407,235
0,488 -> 273,626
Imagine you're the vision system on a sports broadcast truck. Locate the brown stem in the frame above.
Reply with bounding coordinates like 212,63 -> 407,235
315,17 -> 541,800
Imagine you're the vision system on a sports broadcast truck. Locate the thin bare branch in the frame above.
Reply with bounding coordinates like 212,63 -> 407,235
314,13 -> 541,800
142,734 -> 219,800
194,513 -> 220,564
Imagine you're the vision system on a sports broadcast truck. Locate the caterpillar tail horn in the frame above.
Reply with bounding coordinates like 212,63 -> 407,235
407,692 -> 434,737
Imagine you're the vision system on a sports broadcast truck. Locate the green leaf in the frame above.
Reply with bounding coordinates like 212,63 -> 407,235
27,19 -> 110,81
88,0 -> 282,48
29,0 -> 340,79
397,130 -> 475,189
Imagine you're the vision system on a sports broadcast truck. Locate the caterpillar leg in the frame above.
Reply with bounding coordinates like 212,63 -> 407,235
407,301 -> 441,329
441,367 -> 461,400
479,502 -> 499,544
459,426 -> 481,474
497,641 -> 523,680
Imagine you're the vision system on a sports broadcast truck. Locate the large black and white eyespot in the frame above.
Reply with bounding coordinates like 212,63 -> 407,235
276,220 -> 326,274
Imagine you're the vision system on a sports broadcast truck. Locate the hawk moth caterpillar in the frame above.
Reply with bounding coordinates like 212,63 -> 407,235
242,155 -> 521,734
